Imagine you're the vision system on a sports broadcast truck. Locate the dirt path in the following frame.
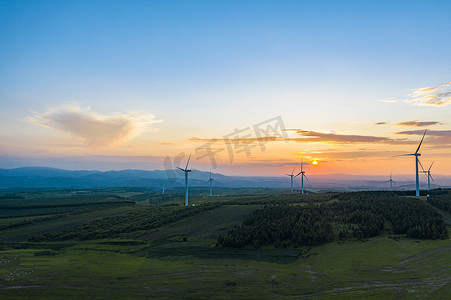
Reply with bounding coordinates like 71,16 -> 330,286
0,269 -> 222,290
299,276 -> 451,299
435,209 -> 451,223
399,245 -> 451,265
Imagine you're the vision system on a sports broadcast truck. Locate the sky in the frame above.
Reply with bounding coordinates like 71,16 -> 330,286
1,0 -> 450,177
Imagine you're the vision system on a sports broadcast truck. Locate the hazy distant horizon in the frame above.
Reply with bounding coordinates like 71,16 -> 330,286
2,163 -> 451,182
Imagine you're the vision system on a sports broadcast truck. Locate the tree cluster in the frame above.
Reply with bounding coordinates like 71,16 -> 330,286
218,204 -> 333,248
218,192 -> 448,248
336,192 -> 447,240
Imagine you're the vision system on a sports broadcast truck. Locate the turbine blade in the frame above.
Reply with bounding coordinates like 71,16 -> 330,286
415,129 -> 427,154
418,158 -> 426,173
185,153 -> 191,170
428,161 -> 434,171
177,167 -> 185,171
394,154 -> 415,157
430,174 -> 435,183
291,168 -> 295,175
304,174 -> 309,181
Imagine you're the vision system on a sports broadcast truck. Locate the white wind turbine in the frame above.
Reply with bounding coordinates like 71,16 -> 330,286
286,168 -> 300,192
177,154 -> 192,206
397,130 -> 427,197
421,161 -> 434,191
386,173 -> 395,191
299,159 -> 308,194
208,169 -> 214,196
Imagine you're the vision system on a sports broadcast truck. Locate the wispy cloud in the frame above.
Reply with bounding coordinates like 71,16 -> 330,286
311,150 -> 404,159
378,99 -> 400,103
29,105 -> 161,149
395,130 -> 451,147
374,121 -> 442,127
395,121 -> 442,127
191,130 -> 412,146
395,130 -> 451,137
288,130 -> 411,145
190,136 -> 285,145
405,81 -> 451,107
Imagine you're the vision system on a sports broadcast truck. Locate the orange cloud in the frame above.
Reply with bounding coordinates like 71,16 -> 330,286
287,130 -> 411,145
191,130 -> 413,146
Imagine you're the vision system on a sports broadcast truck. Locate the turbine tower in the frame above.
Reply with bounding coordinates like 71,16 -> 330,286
386,173 -> 395,191
208,169 -> 214,196
162,185 -> 165,195
299,159 -> 308,195
177,154 -> 191,206
286,168 -> 300,192
397,130 -> 427,197
421,161 -> 434,191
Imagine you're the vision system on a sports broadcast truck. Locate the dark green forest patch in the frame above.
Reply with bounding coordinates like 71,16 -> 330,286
218,192 -> 448,248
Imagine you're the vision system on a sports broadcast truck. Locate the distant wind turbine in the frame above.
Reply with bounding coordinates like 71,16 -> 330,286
421,161 -> 434,191
162,184 -> 165,195
386,173 -> 395,191
177,153 -> 192,206
397,130 -> 427,197
286,168 -> 300,192
208,169 -> 214,196
299,159 -> 308,195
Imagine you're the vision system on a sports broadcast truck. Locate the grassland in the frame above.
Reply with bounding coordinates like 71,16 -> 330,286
0,188 -> 450,299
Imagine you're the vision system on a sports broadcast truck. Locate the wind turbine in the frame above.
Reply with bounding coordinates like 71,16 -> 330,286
208,169 -> 214,196
421,161 -> 434,191
386,173 -> 395,191
177,154 -> 191,206
299,159 -> 308,194
162,185 -> 165,195
397,130 -> 427,197
286,168 -> 300,192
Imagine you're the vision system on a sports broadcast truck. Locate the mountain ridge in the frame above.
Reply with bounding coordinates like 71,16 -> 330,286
0,166 -> 449,191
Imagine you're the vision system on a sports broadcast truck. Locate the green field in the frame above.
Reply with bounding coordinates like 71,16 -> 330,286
1,188 -> 450,299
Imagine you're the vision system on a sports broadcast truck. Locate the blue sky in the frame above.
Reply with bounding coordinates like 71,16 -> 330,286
1,0 -> 450,175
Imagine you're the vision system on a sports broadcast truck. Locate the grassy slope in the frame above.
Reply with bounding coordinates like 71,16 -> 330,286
0,192 -> 450,299
0,206 -> 141,242
142,205 -> 259,240
1,237 -> 449,299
